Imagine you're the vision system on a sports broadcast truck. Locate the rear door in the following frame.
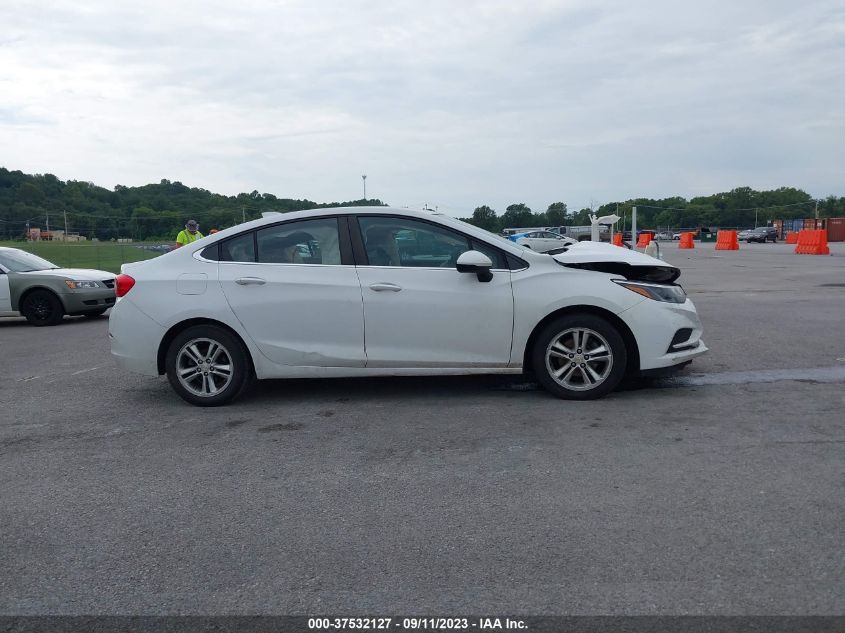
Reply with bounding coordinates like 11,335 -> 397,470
217,216 -> 366,367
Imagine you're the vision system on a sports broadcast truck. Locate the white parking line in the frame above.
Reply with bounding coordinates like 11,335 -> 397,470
71,366 -> 104,376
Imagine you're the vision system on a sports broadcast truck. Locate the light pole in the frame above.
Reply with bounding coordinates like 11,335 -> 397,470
362,175 -> 367,201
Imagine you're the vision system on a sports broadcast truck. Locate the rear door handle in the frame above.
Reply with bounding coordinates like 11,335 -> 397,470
235,277 -> 266,286
369,282 -> 402,292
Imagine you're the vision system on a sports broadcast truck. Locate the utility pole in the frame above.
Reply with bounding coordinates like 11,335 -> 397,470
632,206 -> 637,250
362,175 -> 367,201
64,210 -> 69,241
46,211 -> 50,236
754,208 -> 758,228
814,199 -> 819,220
242,206 -> 246,223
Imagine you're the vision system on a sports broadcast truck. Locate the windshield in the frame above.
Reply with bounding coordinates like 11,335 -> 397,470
0,249 -> 58,272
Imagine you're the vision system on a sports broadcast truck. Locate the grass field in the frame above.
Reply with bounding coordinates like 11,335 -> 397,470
0,240 -> 164,273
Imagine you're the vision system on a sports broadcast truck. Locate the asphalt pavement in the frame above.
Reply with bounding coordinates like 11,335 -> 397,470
1,242 -> 844,614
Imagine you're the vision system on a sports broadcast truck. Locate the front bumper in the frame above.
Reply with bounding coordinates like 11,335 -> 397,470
619,297 -> 708,371
60,288 -> 117,314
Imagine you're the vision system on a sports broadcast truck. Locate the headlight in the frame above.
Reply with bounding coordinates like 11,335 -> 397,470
613,279 -> 686,303
64,280 -> 100,290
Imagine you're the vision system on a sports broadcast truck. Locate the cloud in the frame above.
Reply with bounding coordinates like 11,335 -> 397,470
0,0 -> 843,213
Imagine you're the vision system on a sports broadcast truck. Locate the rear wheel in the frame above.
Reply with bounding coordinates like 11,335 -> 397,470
21,289 -> 64,326
532,314 -> 627,400
165,325 -> 252,406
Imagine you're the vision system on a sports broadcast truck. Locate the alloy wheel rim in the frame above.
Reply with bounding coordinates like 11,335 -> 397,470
29,296 -> 51,320
545,327 -> 613,391
176,338 -> 234,397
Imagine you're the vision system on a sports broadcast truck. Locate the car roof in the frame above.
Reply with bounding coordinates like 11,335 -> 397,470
189,206 -> 529,258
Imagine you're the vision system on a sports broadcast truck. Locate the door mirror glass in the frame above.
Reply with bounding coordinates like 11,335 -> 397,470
456,250 -> 493,282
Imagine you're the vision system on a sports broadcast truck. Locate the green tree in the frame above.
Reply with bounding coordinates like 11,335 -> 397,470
501,203 -> 535,228
469,205 -> 499,232
545,202 -> 568,226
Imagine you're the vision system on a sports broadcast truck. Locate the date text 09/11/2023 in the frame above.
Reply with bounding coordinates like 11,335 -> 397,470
307,617 -> 528,630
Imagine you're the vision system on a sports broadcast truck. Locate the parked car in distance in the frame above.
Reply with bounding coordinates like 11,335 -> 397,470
514,230 -> 577,252
0,247 -> 116,325
547,225 -> 610,242
109,207 -> 707,406
654,232 -> 673,241
739,227 -> 778,243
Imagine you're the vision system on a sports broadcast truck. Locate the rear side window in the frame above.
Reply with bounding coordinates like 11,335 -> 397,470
256,218 -> 341,265
200,243 -> 220,261
220,232 -> 256,262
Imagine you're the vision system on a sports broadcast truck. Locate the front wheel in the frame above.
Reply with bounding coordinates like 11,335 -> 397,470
532,314 -> 627,400
165,325 -> 252,406
21,289 -> 64,326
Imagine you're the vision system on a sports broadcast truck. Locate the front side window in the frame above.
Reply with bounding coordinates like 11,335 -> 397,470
358,217 -> 473,268
256,218 -> 341,265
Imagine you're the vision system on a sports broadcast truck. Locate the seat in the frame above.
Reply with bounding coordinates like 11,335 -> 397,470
365,227 -> 401,266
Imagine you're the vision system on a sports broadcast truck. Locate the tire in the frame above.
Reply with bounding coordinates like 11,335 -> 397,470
532,313 -> 627,400
82,309 -> 108,319
21,289 -> 64,326
165,325 -> 252,406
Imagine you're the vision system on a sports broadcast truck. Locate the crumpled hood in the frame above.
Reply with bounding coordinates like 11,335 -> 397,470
20,268 -> 114,281
551,241 -> 680,283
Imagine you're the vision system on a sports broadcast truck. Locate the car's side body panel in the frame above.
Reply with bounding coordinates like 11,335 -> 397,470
510,266 -> 646,366
109,207 -> 708,386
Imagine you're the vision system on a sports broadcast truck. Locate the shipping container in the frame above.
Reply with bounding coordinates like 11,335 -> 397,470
827,217 -> 845,242
803,218 -> 821,230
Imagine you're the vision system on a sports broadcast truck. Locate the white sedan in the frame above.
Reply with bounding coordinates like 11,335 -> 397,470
515,230 -> 577,252
109,207 -> 707,405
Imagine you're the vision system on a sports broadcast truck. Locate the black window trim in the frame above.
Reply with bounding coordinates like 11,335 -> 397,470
200,214 -> 355,266
350,214 -> 527,271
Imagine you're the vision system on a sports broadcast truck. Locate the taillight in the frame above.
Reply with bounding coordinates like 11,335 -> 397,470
115,274 -> 135,297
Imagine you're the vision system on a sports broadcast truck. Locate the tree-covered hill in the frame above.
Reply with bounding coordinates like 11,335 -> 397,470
462,188 -> 845,234
0,168 -> 387,240
1,166 -> 842,240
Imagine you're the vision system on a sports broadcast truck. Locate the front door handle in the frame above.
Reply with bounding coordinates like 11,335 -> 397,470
369,282 -> 402,292
235,277 -> 266,286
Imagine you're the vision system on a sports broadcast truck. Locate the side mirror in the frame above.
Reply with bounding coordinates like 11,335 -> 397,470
456,250 -> 493,283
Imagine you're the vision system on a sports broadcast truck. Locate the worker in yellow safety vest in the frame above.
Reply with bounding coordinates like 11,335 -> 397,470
174,220 -> 203,249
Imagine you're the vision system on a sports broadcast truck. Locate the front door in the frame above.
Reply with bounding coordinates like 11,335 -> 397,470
218,217 -> 366,367
354,216 -> 513,367
0,271 -> 11,312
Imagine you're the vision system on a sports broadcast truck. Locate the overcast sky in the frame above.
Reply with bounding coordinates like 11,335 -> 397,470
1,0 -> 843,215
